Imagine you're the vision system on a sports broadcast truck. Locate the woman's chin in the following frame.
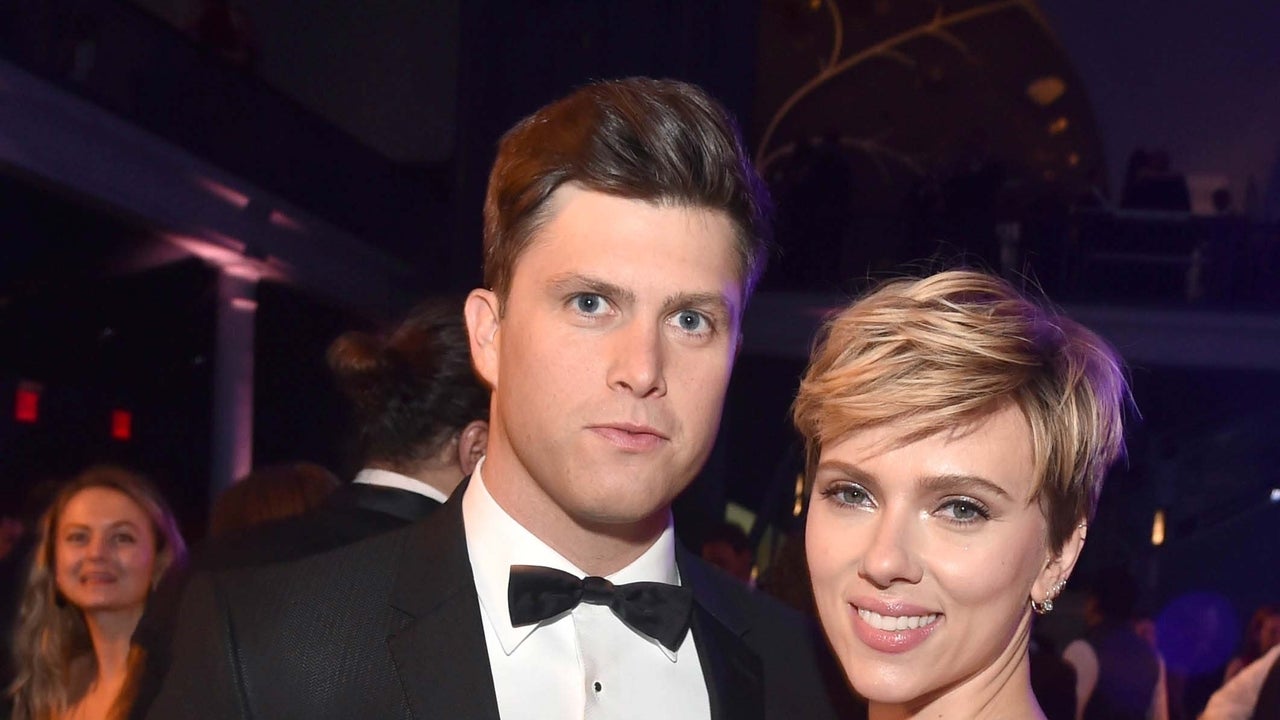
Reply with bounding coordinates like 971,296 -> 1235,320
847,670 -> 930,708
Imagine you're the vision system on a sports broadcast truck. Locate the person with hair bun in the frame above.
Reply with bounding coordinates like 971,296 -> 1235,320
326,295 -> 490,513
794,270 -> 1131,720
9,466 -> 185,720
127,296 -> 489,720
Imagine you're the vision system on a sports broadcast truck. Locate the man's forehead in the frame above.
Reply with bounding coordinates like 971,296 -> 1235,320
513,185 -> 747,290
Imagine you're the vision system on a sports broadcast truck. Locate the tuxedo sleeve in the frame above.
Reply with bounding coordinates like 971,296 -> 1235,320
144,570 -> 249,720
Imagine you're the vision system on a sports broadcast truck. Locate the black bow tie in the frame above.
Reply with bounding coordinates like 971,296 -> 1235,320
507,565 -> 694,652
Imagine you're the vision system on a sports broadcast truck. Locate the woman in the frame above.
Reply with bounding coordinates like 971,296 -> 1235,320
1224,605 -> 1280,682
793,270 -> 1129,719
9,466 -> 186,720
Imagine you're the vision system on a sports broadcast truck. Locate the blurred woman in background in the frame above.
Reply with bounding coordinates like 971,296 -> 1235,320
1224,605 -> 1280,681
8,466 -> 185,720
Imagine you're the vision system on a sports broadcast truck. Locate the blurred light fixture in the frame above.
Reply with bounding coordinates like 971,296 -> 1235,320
194,176 -> 250,210
1068,152 -> 1081,167
111,409 -> 132,441
1151,509 -> 1166,546
792,473 -> 805,517
1026,76 -> 1066,107
268,210 -> 305,232
1270,488 -> 1280,503
1048,117 -> 1070,136
14,381 -> 40,423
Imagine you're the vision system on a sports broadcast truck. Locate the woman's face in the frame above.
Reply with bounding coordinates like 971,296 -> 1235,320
54,487 -> 158,614
806,403 -> 1082,709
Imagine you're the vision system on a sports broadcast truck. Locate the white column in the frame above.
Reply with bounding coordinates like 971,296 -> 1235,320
210,264 -> 259,500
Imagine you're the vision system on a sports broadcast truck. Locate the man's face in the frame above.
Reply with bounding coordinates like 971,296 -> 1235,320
468,185 -> 742,544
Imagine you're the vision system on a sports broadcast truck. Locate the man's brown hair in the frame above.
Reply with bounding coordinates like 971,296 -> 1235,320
482,77 -> 771,303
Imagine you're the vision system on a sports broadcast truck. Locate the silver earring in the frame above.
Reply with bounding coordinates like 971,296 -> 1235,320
1031,578 -> 1067,615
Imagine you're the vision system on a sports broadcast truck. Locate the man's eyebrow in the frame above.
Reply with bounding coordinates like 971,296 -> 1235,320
917,473 -> 1013,501
546,273 -> 635,306
662,291 -> 735,321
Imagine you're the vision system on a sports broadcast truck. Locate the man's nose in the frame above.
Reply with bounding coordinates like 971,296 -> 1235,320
607,320 -> 667,398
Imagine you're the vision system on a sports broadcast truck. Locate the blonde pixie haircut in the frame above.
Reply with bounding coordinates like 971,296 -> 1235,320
793,270 -> 1129,553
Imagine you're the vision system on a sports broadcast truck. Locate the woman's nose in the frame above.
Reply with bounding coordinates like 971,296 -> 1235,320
857,510 -> 923,588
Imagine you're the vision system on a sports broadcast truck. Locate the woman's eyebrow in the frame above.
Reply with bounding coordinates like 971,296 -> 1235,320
917,473 -> 1012,501
813,460 -> 876,486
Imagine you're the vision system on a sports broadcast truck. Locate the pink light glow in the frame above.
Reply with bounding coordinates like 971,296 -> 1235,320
194,176 -> 251,210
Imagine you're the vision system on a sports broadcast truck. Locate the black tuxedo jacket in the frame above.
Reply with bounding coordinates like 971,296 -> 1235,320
145,482 -> 858,720
131,482 -> 442,720
192,481 -> 443,569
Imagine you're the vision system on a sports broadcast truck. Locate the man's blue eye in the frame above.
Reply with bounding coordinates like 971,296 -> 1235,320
574,294 -> 605,313
677,312 -> 706,331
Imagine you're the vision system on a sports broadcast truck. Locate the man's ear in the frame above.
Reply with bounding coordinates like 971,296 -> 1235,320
456,420 -> 489,475
465,289 -> 500,389
1032,521 -> 1087,606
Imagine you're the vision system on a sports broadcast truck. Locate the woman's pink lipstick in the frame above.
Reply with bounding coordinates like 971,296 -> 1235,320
850,600 -> 942,654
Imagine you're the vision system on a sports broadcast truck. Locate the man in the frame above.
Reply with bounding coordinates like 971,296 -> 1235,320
131,297 -> 488,719
147,78 -> 851,720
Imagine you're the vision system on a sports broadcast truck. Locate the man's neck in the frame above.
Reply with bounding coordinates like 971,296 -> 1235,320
481,467 -> 669,577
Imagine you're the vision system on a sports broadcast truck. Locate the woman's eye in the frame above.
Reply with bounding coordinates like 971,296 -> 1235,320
937,498 -> 990,523
114,533 -> 136,545
821,482 -> 872,508
572,293 -> 610,315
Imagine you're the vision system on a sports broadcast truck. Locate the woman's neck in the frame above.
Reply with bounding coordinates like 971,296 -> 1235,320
80,606 -> 142,685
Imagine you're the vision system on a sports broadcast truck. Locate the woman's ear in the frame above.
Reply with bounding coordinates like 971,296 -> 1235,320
465,289 -> 501,390
1032,520 -> 1087,606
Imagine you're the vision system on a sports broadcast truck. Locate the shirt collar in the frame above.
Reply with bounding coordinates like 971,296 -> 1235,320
352,468 -> 449,504
462,458 -> 682,660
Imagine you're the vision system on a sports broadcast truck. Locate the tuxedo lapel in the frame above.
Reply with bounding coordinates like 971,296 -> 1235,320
386,479 -> 500,720
679,548 -> 764,720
